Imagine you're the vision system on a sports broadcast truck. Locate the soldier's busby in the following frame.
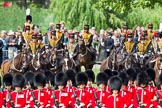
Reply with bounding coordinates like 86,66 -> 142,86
75,72 -> 88,86
148,23 -> 153,29
118,72 -> 129,86
84,25 -> 89,30
44,71 -> 54,86
112,70 -> 119,76
126,68 -> 136,81
3,73 -> 13,86
146,68 -> 155,82
34,73 -> 45,87
143,30 -> 148,36
26,15 -> 32,22
103,69 -> 113,80
24,72 -> 35,87
32,34 -> 37,39
13,74 -> 25,88
56,24 -> 61,29
137,72 -> 149,86
85,69 -> 95,83
65,69 -> 76,85
55,72 -> 67,86
51,30 -> 56,36
122,23 -> 127,30
109,76 -> 122,92
37,34 -> 42,40
158,73 -> 162,86
128,33 -> 133,38
69,33 -> 75,39
96,72 -> 108,86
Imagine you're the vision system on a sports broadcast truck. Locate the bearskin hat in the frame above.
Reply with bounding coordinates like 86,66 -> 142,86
96,72 -> 108,86
55,72 -> 67,86
103,69 -> 113,80
112,70 -> 119,76
3,73 -> 13,86
85,69 -> 95,83
65,69 -> 76,85
137,72 -> 149,86
26,15 -> 32,22
158,73 -> 162,86
13,74 -> 25,88
75,72 -> 88,86
84,25 -> 89,30
109,76 -> 122,92
148,23 -> 153,29
126,68 -> 136,81
24,72 -> 34,87
146,68 -> 155,82
44,71 -> 54,86
122,23 -> 127,29
118,72 -> 129,86
34,73 -> 45,87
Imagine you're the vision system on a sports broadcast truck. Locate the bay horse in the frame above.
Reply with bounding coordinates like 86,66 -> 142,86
100,47 -> 119,72
1,48 -> 30,76
77,39 -> 94,70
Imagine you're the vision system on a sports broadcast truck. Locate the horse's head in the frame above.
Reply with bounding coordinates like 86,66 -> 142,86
78,39 -> 86,54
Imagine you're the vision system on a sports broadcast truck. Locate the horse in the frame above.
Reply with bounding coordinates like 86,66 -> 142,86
1,48 -> 30,76
62,50 -> 81,72
77,39 -> 95,70
100,47 -> 119,72
154,54 -> 162,84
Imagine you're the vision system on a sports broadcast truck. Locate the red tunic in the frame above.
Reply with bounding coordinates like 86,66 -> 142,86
133,87 -> 152,108
70,89 -> 91,108
29,90 -> 49,108
6,91 -> 26,108
0,92 -> 4,108
23,89 -> 33,105
3,89 -> 12,107
49,90 -> 70,108
91,90 -> 110,107
152,90 -> 162,108
106,95 -> 124,108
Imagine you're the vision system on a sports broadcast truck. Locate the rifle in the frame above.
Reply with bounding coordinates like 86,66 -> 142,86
31,91 -> 40,107
8,91 -> 15,108
94,91 -> 102,108
52,91 -> 59,108
73,90 -> 81,107
152,81 -> 162,107
135,87 -> 144,108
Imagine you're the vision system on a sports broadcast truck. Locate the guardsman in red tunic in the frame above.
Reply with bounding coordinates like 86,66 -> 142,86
0,76 -> 4,108
106,76 -> 124,108
118,72 -> 133,108
103,69 -> 113,93
29,73 -> 48,108
6,74 -> 26,108
23,72 -> 35,106
152,73 -> 162,107
64,69 -> 77,97
49,72 -> 70,108
92,72 -> 109,108
71,72 -> 91,108
133,72 -> 152,108
85,69 -> 97,95
2,73 -> 13,107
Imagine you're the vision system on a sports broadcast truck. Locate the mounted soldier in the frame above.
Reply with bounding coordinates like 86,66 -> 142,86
81,25 -> 95,62
147,23 -> 154,40
23,25 -> 32,45
55,24 -> 64,48
24,8 -> 33,32
49,30 -> 59,48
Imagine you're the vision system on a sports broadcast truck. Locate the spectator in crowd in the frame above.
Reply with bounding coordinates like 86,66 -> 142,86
92,33 -> 100,61
48,22 -> 54,31
112,30 -> 120,49
17,32 -> 25,52
99,29 -> 105,61
6,30 -> 18,59
60,21 -> 66,32
0,30 -> 7,61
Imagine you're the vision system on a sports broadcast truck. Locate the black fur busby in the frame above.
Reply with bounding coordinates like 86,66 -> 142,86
158,73 -> 162,86
112,70 -> 119,76
118,72 -> 129,86
85,69 -> 95,83
55,72 -> 67,86
24,72 -> 34,87
146,68 -> 155,82
44,71 -> 54,86
84,25 -> 89,30
148,23 -> 153,29
26,15 -> 32,22
96,72 -> 108,86
126,68 -> 136,81
109,76 -> 122,92
103,69 -> 113,80
3,73 -> 13,86
34,73 -> 45,87
137,72 -> 149,86
13,74 -> 25,88
75,72 -> 88,86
